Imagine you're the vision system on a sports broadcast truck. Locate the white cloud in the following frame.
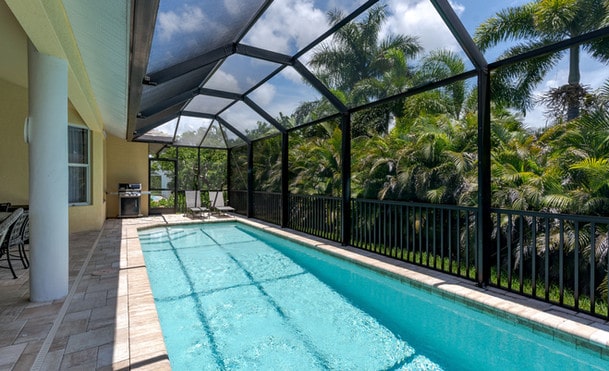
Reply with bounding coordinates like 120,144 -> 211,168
382,0 -> 463,55
381,0 -> 465,53
243,0 -> 327,54
179,116 -> 210,133
283,66 -> 307,85
204,70 -> 241,92
223,0 -> 242,16
222,102 -> 266,129
250,83 -> 277,106
157,5 -> 207,43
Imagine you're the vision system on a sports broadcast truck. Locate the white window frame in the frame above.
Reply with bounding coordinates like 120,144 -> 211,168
68,124 -> 91,206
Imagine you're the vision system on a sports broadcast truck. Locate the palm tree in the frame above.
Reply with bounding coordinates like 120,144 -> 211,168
372,114 -> 477,204
474,0 -> 609,120
491,127 -> 546,210
253,135 -> 282,193
412,50 -> 469,119
309,5 -> 421,94
539,84 -> 609,215
304,5 -> 422,136
288,123 -> 343,196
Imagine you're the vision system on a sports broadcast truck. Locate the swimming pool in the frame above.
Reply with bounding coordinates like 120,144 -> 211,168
139,221 -> 609,370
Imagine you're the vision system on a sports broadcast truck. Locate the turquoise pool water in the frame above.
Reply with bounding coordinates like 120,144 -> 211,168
139,222 -> 609,370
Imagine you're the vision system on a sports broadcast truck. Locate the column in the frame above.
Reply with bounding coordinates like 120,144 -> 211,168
28,42 -> 69,302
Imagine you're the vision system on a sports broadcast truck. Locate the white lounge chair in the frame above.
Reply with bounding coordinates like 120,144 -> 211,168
185,190 -> 208,218
209,191 -> 235,215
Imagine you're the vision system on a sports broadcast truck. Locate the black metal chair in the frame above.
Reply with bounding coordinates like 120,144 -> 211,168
0,202 -> 10,212
10,211 -> 29,268
0,208 -> 24,279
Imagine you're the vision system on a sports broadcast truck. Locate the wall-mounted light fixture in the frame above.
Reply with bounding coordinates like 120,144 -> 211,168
23,116 -> 30,144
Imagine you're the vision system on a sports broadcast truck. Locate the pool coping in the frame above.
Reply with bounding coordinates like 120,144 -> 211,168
133,216 -> 609,363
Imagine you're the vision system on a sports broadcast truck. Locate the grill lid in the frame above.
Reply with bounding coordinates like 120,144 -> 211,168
118,183 -> 142,192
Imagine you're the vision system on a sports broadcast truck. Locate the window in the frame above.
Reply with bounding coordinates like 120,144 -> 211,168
68,125 -> 90,205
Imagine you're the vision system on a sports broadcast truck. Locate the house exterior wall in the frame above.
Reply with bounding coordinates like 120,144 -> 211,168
0,78 -> 29,206
0,77 -> 144,233
0,77 -> 111,233
105,134 -> 149,218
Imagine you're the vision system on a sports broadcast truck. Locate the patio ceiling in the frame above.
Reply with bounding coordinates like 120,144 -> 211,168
128,0 -> 493,149
4,0 -> 130,137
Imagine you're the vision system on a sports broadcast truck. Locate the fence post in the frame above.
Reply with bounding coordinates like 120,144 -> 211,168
281,132 -> 289,228
341,112 -> 351,246
226,147 -> 231,197
477,69 -> 492,287
247,143 -> 254,218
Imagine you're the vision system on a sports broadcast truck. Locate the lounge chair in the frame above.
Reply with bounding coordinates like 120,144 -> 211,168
209,191 -> 235,215
184,190 -> 208,218
0,208 -> 24,279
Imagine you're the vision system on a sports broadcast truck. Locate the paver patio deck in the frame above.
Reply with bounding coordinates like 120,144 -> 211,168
1,214 -> 609,370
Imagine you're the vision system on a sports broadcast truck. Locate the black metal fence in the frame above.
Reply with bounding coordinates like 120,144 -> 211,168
351,199 -> 478,281
230,191 -> 609,319
229,190 -> 247,215
492,208 -> 609,318
253,191 -> 281,225
288,194 -> 342,241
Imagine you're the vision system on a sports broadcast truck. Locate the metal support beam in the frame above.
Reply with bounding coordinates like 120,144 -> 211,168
226,148 -> 232,200
215,116 -> 251,144
477,70 -> 492,287
197,88 -> 242,100
341,113 -> 351,246
430,0 -> 487,70
489,26 -> 609,70
281,132 -> 289,228
147,43 -> 235,85
243,96 -> 286,133
139,89 -> 196,118
294,0 -> 379,60
127,0 -> 160,140
197,148 -> 201,190
133,104 -> 183,138
236,44 -> 293,65
247,143 -> 254,218
292,60 -> 348,113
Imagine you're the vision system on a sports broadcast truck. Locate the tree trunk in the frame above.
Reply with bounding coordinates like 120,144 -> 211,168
567,45 -> 581,121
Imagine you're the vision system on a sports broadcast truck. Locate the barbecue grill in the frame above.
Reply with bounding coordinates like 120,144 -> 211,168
118,183 -> 142,217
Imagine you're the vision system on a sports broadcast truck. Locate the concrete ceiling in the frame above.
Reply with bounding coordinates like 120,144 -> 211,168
1,0 -> 131,138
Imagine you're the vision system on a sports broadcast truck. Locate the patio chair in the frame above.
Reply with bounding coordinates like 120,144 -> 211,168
0,202 -> 10,212
184,190 -> 208,218
209,191 -> 235,215
5,211 -> 29,268
0,208 -> 24,279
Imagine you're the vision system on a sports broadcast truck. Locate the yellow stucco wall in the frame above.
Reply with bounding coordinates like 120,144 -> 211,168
0,78 -> 110,233
0,79 -> 29,205
105,134 -> 149,218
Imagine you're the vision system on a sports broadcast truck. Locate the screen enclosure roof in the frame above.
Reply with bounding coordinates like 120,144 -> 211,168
127,0 -> 552,149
